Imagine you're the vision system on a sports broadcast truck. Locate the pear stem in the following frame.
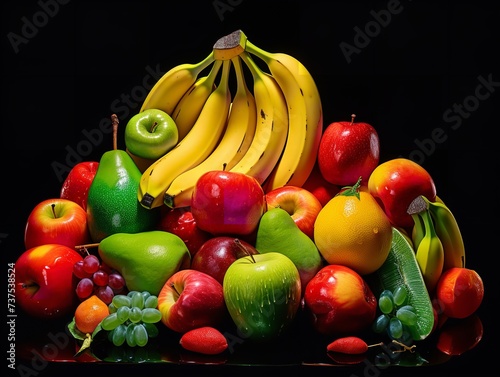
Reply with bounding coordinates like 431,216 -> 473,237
111,114 -> 119,150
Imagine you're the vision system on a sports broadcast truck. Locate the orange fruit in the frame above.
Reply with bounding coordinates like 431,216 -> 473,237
313,180 -> 393,275
74,295 -> 109,334
435,267 -> 484,319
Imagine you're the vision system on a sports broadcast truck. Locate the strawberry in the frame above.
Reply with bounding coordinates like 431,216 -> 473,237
179,326 -> 228,355
326,336 -> 369,355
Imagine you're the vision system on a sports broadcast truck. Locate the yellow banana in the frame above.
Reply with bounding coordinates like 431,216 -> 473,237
224,56 -> 258,170
422,196 -> 466,270
138,60 -> 231,209
410,196 -> 444,293
170,64 -> 218,142
411,211 -> 425,250
164,56 -> 257,209
140,51 -> 214,115
228,51 -> 288,185
245,40 -> 323,191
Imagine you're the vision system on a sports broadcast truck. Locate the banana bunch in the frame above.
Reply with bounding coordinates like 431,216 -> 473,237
408,195 -> 466,293
136,30 -> 323,210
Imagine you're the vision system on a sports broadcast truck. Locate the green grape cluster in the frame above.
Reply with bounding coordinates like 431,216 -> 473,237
101,290 -> 162,347
372,286 -> 417,343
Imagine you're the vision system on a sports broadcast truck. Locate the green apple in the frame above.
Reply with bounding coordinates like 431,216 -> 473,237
223,252 -> 301,342
124,109 -> 179,160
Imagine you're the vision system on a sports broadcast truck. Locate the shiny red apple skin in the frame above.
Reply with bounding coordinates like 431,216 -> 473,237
318,115 -> 380,187
301,163 -> 341,207
368,158 -> 437,229
15,244 -> 83,319
265,185 -> 322,240
303,264 -> 377,335
190,237 -> 259,285
191,170 -> 266,236
157,269 -> 226,333
157,206 -> 212,257
60,161 -> 99,210
24,198 -> 91,250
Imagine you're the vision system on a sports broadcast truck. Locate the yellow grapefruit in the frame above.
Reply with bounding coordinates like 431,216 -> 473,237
313,179 -> 392,275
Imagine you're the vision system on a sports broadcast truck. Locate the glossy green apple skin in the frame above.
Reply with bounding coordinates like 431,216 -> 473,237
125,109 -> 178,160
223,252 -> 301,342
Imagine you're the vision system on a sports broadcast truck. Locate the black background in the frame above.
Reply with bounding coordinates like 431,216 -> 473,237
2,1 -> 499,376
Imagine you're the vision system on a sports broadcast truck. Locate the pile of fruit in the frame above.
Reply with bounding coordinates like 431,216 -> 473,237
14,30 -> 484,365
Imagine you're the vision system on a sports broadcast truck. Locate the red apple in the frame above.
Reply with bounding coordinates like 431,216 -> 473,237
303,264 -> 377,335
368,157 -> 437,229
265,185 -> 322,240
157,206 -> 213,257
191,170 -> 266,236
15,244 -> 83,318
157,269 -> 226,333
190,236 -> 259,285
24,198 -> 91,250
318,114 -> 380,186
60,161 -> 99,210
301,163 -> 341,207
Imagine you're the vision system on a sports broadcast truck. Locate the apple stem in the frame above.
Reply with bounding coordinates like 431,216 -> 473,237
51,203 -> 57,218
150,122 -> 158,133
111,114 -> 119,151
170,282 -> 181,296
234,238 -> 256,263
350,114 -> 356,125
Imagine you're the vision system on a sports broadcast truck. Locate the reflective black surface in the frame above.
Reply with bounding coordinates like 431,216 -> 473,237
2,1 -> 498,376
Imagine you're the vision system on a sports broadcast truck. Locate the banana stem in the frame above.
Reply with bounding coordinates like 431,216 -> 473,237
245,40 -> 273,63
193,51 -> 216,76
239,52 -> 262,81
407,195 -> 436,237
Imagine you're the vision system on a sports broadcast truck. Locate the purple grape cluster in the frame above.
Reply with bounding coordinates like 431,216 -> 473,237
73,254 -> 126,304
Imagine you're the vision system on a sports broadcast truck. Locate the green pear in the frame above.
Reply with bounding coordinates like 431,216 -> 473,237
255,207 -> 323,290
86,115 -> 159,242
98,230 -> 191,296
